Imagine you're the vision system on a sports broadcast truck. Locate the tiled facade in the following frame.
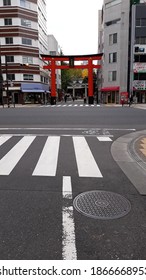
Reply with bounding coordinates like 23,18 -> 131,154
0,0 -> 49,104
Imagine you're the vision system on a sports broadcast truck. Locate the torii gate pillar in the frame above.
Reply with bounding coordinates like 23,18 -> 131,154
88,57 -> 94,104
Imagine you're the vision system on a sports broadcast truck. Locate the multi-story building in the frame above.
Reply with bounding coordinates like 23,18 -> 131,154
98,0 -> 130,104
130,0 -> 146,103
0,0 -> 49,105
98,0 -> 146,104
47,34 -> 61,98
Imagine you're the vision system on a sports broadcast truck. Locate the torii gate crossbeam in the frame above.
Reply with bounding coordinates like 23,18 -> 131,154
41,53 -> 103,105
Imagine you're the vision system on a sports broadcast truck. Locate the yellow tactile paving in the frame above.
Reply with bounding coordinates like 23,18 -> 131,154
141,138 -> 146,144
140,138 -> 146,156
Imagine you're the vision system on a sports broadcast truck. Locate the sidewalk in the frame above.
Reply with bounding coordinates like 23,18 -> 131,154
111,129 -> 146,195
0,102 -> 146,109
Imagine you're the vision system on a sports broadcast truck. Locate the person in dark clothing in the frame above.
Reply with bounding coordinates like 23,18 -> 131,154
129,96 -> 133,107
64,95 -> 67,103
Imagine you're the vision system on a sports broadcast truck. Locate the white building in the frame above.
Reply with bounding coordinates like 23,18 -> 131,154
0,0 -> 49,104
47,35 -> 62,93
98,0 -> 130,104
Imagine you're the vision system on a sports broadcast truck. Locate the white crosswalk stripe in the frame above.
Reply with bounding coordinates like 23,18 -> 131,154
0,136 -> 35,175
41,104 -> 100,108
32,136 -> 60,176
0,135 -> 12,146
0,135 -> 111,177
73,136 -> 103,177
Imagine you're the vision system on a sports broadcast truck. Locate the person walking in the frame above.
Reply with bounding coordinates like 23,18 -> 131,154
129,96 -> 133,107
121,99 -> 124,107
64,94 -> 67,103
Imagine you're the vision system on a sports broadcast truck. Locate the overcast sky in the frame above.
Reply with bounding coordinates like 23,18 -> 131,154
46,0 -> 103,55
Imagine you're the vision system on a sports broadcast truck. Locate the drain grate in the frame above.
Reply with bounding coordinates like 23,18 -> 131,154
73,191 -> 131,220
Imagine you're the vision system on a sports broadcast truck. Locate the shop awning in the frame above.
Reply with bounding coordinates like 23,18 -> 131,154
21,83 -> 49,93
101,86 -> 119,92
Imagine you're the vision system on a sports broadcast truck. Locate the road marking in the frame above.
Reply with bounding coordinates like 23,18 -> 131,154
97,136 -> 112,142
0,136 -> 35,175
0,127 -> 136,131
0,135 -> 12,146
73,136 -> 103,177
32,136 -> 60,176
62,176 -> 77,260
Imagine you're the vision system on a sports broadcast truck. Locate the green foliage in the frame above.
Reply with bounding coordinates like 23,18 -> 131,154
61,63 -> 82,91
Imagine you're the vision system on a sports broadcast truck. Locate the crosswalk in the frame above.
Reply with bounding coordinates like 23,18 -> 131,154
41,104 -> 100,108
0,135 -> 112,177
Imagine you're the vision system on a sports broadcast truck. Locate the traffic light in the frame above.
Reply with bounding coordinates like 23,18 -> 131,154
69,57 -> 74,68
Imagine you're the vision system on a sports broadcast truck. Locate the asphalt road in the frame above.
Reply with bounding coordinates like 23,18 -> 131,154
0,103 -> 146,259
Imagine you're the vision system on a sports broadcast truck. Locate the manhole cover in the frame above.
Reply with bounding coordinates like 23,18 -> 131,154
73,191 -> 131,220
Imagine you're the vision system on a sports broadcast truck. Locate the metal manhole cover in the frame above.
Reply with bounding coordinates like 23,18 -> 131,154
73,191 -> 131,220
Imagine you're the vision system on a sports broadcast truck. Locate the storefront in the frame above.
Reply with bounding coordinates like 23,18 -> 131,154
100,86 -> 120,104
134,91 -> 146,103
21,83 -> 50,104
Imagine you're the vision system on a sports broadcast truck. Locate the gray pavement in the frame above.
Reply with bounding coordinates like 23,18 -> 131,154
112,129 -> 146,195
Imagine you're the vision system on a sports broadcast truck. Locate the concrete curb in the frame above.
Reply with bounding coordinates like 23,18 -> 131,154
111,130 -> 146,195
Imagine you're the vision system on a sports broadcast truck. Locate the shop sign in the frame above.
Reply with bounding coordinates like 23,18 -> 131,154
133,80 -> 146,90
134,63 -> 146,73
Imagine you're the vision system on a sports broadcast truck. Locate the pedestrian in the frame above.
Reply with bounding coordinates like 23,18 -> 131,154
129,96 -> 133,107
64,94 -> 67,103
84,97 -> 86,104
121,99 -> 124,107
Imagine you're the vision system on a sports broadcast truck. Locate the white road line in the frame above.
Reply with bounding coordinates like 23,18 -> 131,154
32,136 -> 60,176
0,136 -> 35,175
62,176 -> 77,260
0,127 -> 136,131
0,135 -> 12,146
97,136 -> 113,142
62,176 -> 72,199
73,136 -> 103,177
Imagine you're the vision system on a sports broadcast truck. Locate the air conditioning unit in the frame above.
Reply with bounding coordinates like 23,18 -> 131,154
139,48 -> 145,52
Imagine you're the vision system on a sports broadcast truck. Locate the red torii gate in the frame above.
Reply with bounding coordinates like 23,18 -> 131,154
41,53 -> 103,105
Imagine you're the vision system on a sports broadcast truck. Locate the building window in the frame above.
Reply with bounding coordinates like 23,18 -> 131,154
135,37 -> 146,44
108,71 -> 117,81
109,33 -> 117,45
134,54 -> 146,63
23,56 -> 33,64
3,0 -> 11,5
5,37 -> 13,44
105,0 -> 121,8
134,73 -> 146,81
136,18 -> 146,27
6,56 -> 14,62
50,51 -> 56,56
22,38 -> 32,45
109,52 -> 117,63
23,74 -> 33,80
4,18 -> 12,25
21,19 -> 31,27
105,18 -> 120,26
7,74 -> 15,80
20,0 -> 30,9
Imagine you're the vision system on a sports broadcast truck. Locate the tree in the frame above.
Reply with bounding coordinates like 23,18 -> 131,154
61,64 -> 82,92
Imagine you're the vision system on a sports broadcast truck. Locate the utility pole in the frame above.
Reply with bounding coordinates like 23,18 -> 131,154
5,55 -> 9,108
0,43 -> 3,107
